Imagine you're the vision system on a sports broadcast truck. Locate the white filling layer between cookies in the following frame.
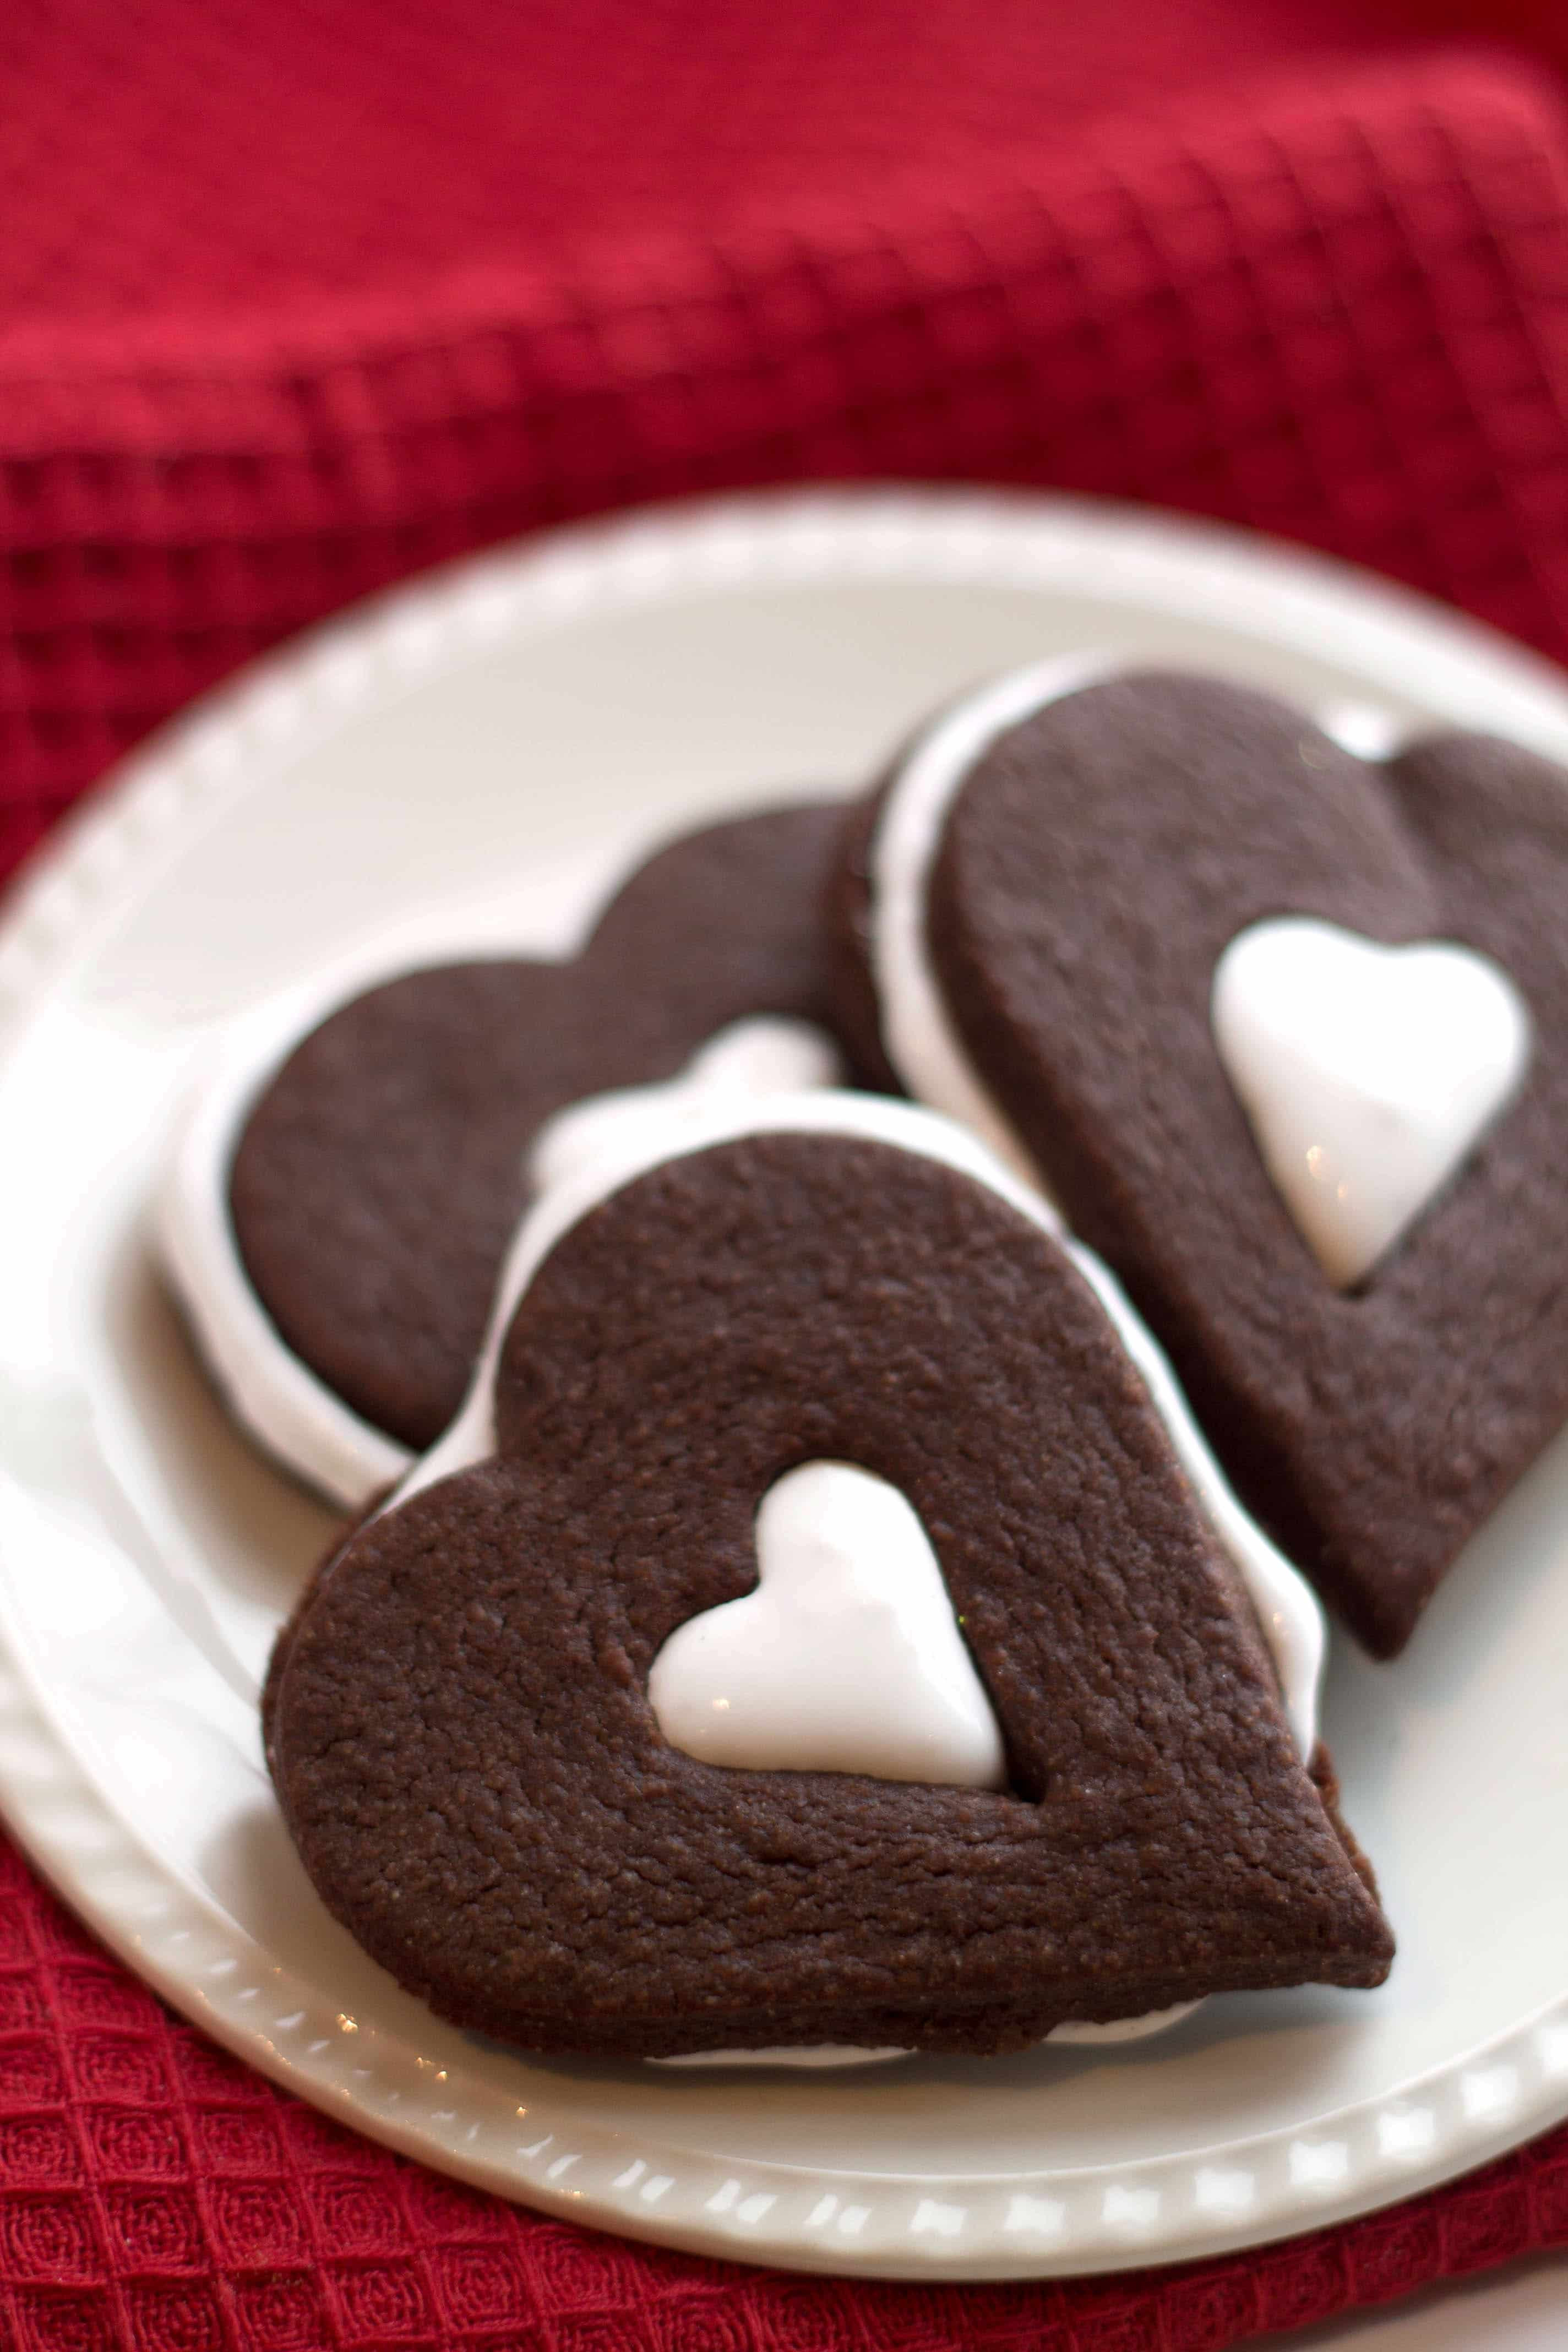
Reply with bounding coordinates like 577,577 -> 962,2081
530,1019 -> 841,1196
157,971 -> 421,1512
870,652 -> 1120,1194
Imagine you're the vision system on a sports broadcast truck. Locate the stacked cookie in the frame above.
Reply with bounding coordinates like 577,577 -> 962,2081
161,666 -> 1567,2062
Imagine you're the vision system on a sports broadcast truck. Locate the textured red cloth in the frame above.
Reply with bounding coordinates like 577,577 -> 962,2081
1,1831 -> 1566,2352
6,21 -> 1568,877
4,9 -> 1568,2346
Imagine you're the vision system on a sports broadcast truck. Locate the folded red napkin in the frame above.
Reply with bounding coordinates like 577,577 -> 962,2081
3,13 -> 1568,2345
6,32 -> 1568,874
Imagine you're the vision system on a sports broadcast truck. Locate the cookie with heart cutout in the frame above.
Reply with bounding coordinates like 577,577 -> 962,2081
839,660 -> 1567,1656
160,800 -> 883,1510
264,1088 -> 1391,2063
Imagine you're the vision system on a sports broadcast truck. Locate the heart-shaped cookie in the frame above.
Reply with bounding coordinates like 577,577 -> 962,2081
265,1095 -> 1389,2061
844,667 -> 1568,1655
162,800 -> 884,1506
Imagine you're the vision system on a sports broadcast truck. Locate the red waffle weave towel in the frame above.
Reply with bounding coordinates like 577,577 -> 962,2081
3,13 -> 1568,2346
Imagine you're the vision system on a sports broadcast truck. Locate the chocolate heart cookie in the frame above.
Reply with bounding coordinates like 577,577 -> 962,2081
162,799 -> 882,1506
837,665 -> 1568,1655
265,1095 -> 1391,2060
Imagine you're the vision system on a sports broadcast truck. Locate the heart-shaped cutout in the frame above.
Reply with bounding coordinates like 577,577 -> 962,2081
647,1459 -> 1006,1787
1211,918 -> 1531,1288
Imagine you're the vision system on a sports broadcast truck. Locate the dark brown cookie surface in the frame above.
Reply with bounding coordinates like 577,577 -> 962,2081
231,802 -> 868,1451
266,1130 -> 1391,2061
911,672 -> 1568,1655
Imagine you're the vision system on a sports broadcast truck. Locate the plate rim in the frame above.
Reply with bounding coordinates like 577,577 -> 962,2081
3,482 -> 1568,2280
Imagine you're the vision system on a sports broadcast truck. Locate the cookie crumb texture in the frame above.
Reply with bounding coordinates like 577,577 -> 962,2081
919,674 -> 1568,1656
231,802 -> 862,1451
266,1134 -> 1391,2061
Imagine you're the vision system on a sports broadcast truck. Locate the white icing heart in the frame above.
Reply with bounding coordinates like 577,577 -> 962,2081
647,1460 -> 1006,1789
1211,918 -> 1532,1288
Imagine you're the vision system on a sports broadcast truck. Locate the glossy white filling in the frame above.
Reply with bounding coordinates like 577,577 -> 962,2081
647,1460 -> 1008,1788
530,1019 -> 841,1197
1212,917 -> 1531,1288
869,653 -> 1119,1193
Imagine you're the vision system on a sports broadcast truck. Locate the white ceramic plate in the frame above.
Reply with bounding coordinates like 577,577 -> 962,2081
2,489 -> 1568,2284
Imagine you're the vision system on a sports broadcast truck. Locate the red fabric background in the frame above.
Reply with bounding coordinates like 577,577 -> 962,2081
4,7 -> 1568,2344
